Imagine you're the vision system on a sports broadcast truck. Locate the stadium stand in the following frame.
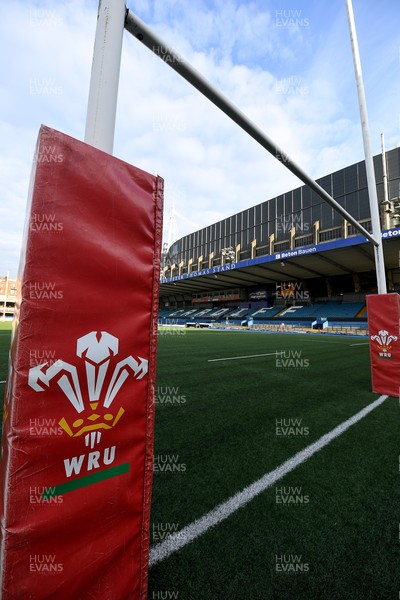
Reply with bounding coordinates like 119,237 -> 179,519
159,301 -> 368,334
158,148 -> 400,336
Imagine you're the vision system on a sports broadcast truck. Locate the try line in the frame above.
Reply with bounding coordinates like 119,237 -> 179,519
149,393 -> 389,567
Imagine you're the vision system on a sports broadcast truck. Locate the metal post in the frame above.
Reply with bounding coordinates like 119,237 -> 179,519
345,0 -> 387,293
84,0 -> 126,154
381,133 -> 390,230
124,10 -> 378,247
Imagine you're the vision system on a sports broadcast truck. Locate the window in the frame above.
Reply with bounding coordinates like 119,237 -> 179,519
261,222 -> 269,244
373,154 -> 384,182
293,188 -> 301,212
318,175 -> 332,196
387,148 -> 400,178
302,186 -> 311,208
345,192 -> 359,219
321,202 -> 333,229
255,204 -> 262,225
311,205 -> 321,224
249,207 -> 254,228
358,162 -> 367,189
276,195 -> 284,218
344,165 -> 358,193
332,171 -> 345,198
268,200 -> 276,221
284,192 -> 292,215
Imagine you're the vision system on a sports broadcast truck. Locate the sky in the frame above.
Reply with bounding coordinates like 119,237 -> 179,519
1,0 -> 399,277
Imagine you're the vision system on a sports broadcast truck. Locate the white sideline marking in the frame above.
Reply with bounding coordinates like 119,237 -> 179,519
299,339 -> 359,344
208,352 -> 277,362
349,343 -> 369,346
149,394 -> 389,567
0,381 -> 5,384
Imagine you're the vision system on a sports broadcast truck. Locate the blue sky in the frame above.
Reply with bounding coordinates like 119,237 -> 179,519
1,0 -> 399,276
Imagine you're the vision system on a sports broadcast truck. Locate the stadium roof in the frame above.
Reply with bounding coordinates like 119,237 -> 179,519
159,227 -> 400,296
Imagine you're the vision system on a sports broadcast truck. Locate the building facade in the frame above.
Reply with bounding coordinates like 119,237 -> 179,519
162,148 -> 400,277
0,276 -> 17,320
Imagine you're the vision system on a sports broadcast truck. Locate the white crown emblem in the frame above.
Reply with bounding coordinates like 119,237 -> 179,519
28,331 -> 148,448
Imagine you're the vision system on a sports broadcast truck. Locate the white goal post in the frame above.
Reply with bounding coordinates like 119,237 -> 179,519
84,1 -> 387,293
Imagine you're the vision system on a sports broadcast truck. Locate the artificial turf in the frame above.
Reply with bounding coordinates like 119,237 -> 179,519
0,326 -> 397,599
149,329 -> 398,599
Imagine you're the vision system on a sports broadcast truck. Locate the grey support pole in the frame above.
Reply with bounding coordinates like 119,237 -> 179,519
345,0 -> 387,293
85,0 -> 126,154
381,133 -> 390,230
124,9 -> 378,247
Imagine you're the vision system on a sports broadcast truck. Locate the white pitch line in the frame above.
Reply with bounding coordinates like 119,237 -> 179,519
208,352 -> 277,362
0,381 -> 5,384
349,342 -> 369,346
149,393 -> 389,567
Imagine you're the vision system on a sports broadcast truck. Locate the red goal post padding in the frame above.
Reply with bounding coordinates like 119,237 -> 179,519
367,293 -> 400,397
0,126 -> 163,599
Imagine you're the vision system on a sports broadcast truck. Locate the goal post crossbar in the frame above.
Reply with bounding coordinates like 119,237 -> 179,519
124,9 -> 378,247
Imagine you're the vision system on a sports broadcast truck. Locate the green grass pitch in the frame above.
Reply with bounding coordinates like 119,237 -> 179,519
150,328 -> 399,599
0,325 -> 398,599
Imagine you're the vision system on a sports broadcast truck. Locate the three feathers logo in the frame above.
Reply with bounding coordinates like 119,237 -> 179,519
370,329 -> 398,358
28,331 -> 148,449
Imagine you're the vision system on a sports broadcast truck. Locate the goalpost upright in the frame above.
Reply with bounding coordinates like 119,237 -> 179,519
84,0 -> 126,154
345,0 -> 387,294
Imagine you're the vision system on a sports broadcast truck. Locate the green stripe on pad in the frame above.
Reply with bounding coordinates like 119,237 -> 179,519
42,463 -> 130,499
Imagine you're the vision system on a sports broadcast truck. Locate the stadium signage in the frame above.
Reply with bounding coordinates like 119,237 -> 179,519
167,262 -> 237,281
162,226 -> 400,285
249,290 -> 267,300
276,247 -> 317,259
381,227 -> 400,238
